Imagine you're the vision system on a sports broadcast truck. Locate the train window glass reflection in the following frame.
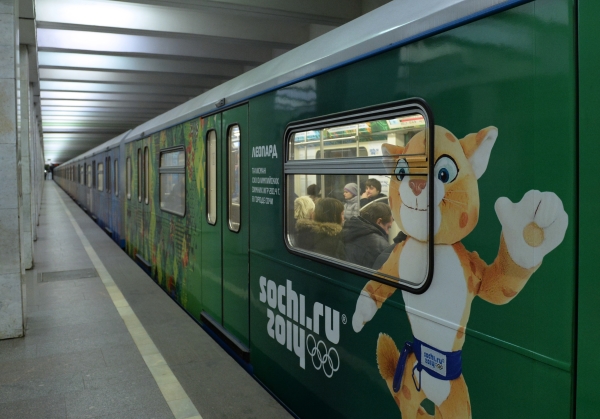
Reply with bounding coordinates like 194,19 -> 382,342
288,116 -> 425,161
159,148 -> 185,216
87,164 -> 92,188
285,111 -> 431,289
207,130 -> 217,225
80,165 -> 83,185
228,125 -> 241,232
97,163 -> 104,191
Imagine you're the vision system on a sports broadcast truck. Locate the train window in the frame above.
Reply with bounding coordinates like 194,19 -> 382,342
106,157 -> 111,193
87,164 -> 92,188
284,103 -> 434,292
114,159 -> 119,196
207,130 -> 217,225
159,148 -> 185,216
228,125 -> 241,232
80,165 -> 83,185
97,163 -> 104,191
137,149 -> 142,202
126,157 -> 131,199
144,147 -> 150,205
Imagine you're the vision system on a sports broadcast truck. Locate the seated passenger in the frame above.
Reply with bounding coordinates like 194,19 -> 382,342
294,196 -> 315,221
289,196 -> 315,247
371,230 -> 407,270
342,202 -> 393,268
294,198 -> 345,260
307,184 -> 321,204
343,183 -> 360,220
359,178 -> 388,207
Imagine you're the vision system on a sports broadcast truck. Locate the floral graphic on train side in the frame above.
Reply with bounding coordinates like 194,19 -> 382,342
352,126 -> 568,418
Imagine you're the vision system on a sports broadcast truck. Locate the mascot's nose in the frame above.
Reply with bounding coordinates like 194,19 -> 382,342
409,178 -> 427,196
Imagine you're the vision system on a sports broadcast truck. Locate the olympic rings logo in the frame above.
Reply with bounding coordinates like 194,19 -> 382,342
306,334 -> 340,378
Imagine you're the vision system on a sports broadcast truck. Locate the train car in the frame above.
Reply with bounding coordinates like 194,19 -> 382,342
54,0 -> 600,417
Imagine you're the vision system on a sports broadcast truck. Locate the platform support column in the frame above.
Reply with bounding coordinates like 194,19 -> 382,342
0,0 -> 24,339
19,45 -> 33,271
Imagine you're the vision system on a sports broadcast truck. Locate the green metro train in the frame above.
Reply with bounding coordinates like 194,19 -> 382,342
54,0 -> 600,417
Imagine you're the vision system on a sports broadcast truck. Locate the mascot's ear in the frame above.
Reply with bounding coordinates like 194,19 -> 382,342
382,143 -> 405,169
459,126 -> 498,179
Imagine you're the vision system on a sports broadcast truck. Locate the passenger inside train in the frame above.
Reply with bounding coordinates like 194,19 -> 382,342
342,202 -> 393,269
359,178 -> 388,207
293,197 -> 345,259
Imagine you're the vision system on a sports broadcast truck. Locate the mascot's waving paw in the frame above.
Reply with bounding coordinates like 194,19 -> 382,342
495,190 -> 568,269
352,291 -> 378,332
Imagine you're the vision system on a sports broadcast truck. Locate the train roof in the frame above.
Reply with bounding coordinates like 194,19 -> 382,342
65,130 -> 131,164
62,0 -> 521,164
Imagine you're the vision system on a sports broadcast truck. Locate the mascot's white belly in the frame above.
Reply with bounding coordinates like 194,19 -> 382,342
400,241 -> 468,406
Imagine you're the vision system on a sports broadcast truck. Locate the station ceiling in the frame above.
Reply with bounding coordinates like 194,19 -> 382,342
30,0 -> 390,164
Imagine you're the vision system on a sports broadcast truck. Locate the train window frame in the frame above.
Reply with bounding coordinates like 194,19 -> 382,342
126,157 -> 131,199
137,149 -> 142,202
114,159 -> 119,196
283,99 -> 435,294
93,160 -> 97,189
106,156 -> 111,194
144,146 -> 150,205
87,163 -> 92,188
159,146 -> 186,217
97,162 -> 104,192
206,130 -> 217,225
227,124 -> 241,233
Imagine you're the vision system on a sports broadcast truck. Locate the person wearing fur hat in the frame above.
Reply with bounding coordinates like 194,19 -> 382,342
343,182 -> 360,220
294,198 -> 345,260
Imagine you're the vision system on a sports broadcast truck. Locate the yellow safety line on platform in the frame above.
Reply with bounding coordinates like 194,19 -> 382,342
58,192 -> 203,419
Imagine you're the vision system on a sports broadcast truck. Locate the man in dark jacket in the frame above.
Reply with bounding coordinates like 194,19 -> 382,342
342,202 -> 393,268
372,230 -> 407,270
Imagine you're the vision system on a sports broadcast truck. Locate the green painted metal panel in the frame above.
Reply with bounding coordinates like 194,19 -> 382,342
151,121 -> 202,316
222,105 -> 250,346
577,0 -> 600,417
201,114 -> 223,322
248,1 -> 577,418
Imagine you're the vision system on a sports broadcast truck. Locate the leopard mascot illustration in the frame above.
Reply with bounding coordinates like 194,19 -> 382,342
352,126 -> 568,418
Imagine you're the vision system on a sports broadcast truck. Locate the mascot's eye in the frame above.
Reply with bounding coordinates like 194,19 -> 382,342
434,156 -> 458,184
394,159 -> 409,181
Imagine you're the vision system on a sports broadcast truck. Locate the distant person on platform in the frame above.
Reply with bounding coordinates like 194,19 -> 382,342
360,178 -> 388,207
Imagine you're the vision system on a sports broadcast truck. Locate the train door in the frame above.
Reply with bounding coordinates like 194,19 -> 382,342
201,105 -> 250,354
140,136 -> 153,270
127,140 -> 146,265
201,114 -> 223,323
106,148 -> 120,244
222,105 -> 250,348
